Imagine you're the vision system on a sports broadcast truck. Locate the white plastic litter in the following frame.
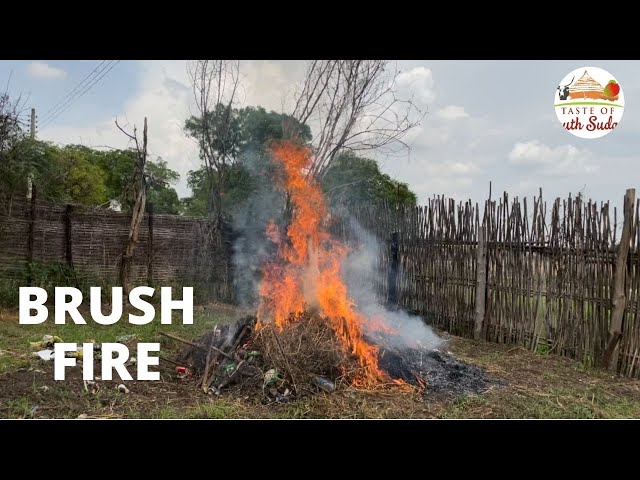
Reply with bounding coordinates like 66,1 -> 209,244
33,350 -> 55,361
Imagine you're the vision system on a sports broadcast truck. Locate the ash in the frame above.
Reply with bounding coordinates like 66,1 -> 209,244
373,335 -> 499,397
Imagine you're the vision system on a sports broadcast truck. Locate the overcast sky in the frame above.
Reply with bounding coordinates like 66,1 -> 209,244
2,59 -> 638,210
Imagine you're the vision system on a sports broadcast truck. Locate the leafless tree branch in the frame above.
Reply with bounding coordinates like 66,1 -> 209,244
0,90 -> 29,158
186,60 -> 242,228
288,60 -> 425,180
116,116 -> 148,297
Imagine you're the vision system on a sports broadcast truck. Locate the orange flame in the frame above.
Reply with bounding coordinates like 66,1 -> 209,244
257,142 -> 385,385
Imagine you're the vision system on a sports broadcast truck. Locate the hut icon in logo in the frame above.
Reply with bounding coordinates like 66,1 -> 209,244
557,69 -> 621,102
554,65 -> 624,139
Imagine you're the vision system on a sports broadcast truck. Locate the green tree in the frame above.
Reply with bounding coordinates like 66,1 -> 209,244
1,140 -> 108,206
321,152 -> 417,207
93,148 -> 137,207
91,149 -> 181,214
240,106 -> 311,155
145,157 -> 181,214
1,138 -> 50,202
184,102 -> 244,224
182,106 -> 311,218
47,145 -> 108,205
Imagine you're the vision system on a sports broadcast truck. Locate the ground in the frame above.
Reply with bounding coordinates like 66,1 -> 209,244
1,305 -> 640,419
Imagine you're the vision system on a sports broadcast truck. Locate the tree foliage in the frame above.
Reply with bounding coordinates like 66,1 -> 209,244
182,104 -> 416,217
322,152 -> 417,207
182,106 -> 311,218
0,131 -> 181,213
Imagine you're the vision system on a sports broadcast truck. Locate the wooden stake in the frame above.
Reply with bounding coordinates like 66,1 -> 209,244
603,188 -> 636,371
474,225 -> 487,340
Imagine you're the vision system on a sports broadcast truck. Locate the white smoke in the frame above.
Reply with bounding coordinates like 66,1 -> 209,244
341,217 -> 443,351
231,151 -> 286,307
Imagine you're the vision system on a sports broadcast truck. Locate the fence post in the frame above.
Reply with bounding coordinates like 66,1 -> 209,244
474,225 -> 488,340
147,202 -> 154,285
603,188 -> 636,371
26,185 -> 37,286
64,204 -> 74,266
387,231 -> 399,308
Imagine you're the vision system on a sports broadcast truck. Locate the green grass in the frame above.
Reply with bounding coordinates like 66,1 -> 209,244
3,303 -> 640,419
0,307 -> 236,375
439,385 -> 640,419
1,397 -> 33,418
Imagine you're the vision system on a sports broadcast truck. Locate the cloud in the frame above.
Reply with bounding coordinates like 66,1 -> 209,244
509,140 -> 599,175
395,66 -> 435,105
39,60 -> 307,198
35,60 -> 638,209
436,105 -> 469,120
508,140 -> 598,175
425,161 -> 479,176
27,62 -> 67,79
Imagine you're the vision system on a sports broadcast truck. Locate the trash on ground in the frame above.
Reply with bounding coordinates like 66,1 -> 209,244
65,350 -> 83,359
168,313 -> 498,403
311,375 -> 336,393
33,350 -> 55,361
264,368 -> 280,386
84,380 -> 98,393
116,384 -> 130,394
30,335 -> 63,350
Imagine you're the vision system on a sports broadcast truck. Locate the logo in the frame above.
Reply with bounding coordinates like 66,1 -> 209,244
554,66 -> 624,139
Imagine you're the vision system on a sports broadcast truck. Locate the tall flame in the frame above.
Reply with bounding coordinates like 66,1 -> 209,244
257,142 -> 384,384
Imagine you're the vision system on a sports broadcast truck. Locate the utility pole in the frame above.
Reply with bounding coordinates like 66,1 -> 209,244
30,108 -> 35,139
27,108 -> 36,199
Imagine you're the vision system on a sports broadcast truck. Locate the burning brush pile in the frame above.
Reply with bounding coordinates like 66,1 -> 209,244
174,142 -> 495,402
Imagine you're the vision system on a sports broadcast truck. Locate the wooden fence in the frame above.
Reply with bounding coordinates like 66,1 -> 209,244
4,188 -> 640,378
0,196 -> 232,302
336,189 -> 640,378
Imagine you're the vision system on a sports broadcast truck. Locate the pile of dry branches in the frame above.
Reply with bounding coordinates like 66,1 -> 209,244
169,312 -> 365,401
252,313 -> 363,397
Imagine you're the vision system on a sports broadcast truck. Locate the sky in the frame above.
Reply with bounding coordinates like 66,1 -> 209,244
2,59 -> 639,210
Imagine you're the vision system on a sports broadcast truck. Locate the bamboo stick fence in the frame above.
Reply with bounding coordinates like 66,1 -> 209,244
336,188 -> 640,378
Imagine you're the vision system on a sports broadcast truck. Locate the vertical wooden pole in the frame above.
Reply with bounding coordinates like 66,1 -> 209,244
147,202 -> 154,285
603,188 -> 636,371
474,225 -> 488,340
26,185 -> 37,286
63,203 -> 79,288
387,231 -> 399,308
119,117 -> 147,297
64,204 -> 74,266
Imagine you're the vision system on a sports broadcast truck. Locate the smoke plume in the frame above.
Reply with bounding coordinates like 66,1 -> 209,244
229,146 -> 442,355
341,216 -> 443,351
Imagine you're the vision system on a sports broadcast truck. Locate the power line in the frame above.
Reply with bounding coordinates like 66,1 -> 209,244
41,60 -> 120,129
40,60 -> 117,128
40,60 -> 108,123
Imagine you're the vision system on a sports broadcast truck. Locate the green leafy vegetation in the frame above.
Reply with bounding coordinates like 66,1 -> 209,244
0,139 -> 182,214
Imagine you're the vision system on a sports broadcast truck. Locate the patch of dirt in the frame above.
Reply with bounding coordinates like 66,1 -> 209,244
0,360 -> 199,418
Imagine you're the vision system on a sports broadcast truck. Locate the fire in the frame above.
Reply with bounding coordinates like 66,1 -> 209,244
257,142 -> 385,385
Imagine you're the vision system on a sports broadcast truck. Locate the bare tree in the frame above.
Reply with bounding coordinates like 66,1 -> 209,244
0,87 -> 30,209
287,60 -> 425,180
115,117 -> 148,297
0,93 -> 26,156
186,60 -> 242,230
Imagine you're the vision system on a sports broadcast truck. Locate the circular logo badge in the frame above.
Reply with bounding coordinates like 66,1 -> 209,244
554,66 -> 624,139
